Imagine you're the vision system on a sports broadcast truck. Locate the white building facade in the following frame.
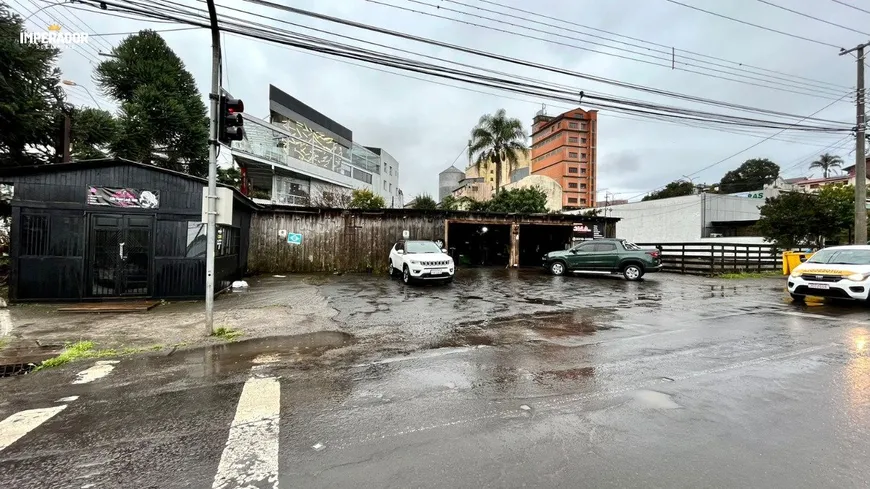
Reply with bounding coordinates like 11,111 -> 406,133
565,190 -> 780,244
226,85 -> 402,207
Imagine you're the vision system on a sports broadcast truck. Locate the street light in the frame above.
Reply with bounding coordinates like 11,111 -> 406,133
61,79 -> 102,109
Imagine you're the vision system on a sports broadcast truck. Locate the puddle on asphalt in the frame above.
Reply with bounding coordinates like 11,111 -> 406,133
535,366 -> 595,384
530,311 -> 618,338
128,331 -> 357,377
632,389 -> 681,409
522,297 -> 562,306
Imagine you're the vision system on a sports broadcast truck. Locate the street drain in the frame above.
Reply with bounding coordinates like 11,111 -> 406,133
0,363 -> 36,378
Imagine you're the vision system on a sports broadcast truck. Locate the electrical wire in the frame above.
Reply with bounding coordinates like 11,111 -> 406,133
756,0 -> 870,37
89,0 -> 857,128
73,0 -> 859,196
624,93 -> 853,201
387,0 -> 851,99
831,0 -> 870,16
663,0 -> 844,50
188,0 -> 854,127
78,0 -> 856,134
473,0 -> 853,92
89,26 -> 199,37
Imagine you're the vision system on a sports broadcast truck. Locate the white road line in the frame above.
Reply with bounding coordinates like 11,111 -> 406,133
353,345 -> 489,368
212,376 -> 280,489
56,396 -> 79,403
72,360 -> 120,385
0,405 -> 67,453
0,309 -> 12,337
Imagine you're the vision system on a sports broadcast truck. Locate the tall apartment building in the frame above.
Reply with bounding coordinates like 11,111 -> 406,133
530,108 -> 598,209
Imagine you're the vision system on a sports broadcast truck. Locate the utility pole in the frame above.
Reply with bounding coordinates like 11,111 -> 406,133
841,42 -> 869,244
205,0 -> 221,334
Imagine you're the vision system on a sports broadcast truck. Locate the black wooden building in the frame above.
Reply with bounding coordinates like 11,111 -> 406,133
0,158 -> 256,302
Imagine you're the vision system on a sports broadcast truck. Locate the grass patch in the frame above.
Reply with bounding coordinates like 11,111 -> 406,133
0,337 -> 7,349
34,341 -> 166,371
211,326 -> 243,341
716,271 -> 783,279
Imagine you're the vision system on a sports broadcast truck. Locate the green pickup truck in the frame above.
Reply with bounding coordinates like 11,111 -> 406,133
542,238 -> 662,281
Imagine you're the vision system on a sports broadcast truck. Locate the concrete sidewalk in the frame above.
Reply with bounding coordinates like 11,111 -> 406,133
0,275 -> 340,363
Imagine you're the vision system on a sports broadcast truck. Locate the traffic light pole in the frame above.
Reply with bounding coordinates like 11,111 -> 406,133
205,0 -> 220,335
841,42 -> 868,244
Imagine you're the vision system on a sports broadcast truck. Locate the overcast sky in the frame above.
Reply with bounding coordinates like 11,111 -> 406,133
15,0 -> 868,201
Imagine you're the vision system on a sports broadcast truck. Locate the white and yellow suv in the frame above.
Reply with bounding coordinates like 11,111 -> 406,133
788,245 -> 870,302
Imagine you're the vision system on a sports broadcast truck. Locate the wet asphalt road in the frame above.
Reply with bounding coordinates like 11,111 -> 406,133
2,269 -> 870,488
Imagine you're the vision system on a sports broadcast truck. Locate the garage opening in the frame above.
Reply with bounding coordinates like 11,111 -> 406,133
518,224 -> 573,267
447,222 -> 510,267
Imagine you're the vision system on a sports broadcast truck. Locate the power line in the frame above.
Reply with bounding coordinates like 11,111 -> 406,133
625,93 -> 852,201
89,26 -> 199,37
224,0 -> 853,129
395,0 -> 851,99
87,0 -> 856,128
195,0 -> 853,126
75,0 -> 857,135
473,0 -> 853,92
663,0 -> 844,50
756,0 -> 870,37
831,0 -> 870,16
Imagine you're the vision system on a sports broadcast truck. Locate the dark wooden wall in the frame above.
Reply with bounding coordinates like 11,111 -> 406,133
6,162 -> 252,301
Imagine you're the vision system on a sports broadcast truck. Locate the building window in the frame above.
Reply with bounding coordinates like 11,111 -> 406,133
581,168 -> 587,174
568,136 -> 578,143
569,152 -> 578,158
568,122 -> 578,129
383,181 -> 387,190
581,123 -> 587,130
383,163 -> 387,173
581,198 -> 587,204
581,137 -> 587,143
389,183 -> 392,192
352,168 -> 373,184
389,166 -> 393,176
580,183 -> 587,189
21,214 -> 49,256
568,166 -> 578,174
568,197 -> 578,204
568,182 -> 578,189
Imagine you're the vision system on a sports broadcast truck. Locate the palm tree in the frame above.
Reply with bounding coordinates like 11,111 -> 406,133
809,153 -> 844,179
468,109 -> 529,194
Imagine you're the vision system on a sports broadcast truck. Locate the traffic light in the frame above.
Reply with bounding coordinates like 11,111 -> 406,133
218,96 -> 244,144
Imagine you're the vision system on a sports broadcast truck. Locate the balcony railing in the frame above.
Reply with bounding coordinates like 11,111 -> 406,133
233,117 -> 380,181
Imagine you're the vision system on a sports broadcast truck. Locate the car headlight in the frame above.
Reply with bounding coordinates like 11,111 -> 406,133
847,272 -> 868,282
410,260 -> 420,265
790,270 -> 803,277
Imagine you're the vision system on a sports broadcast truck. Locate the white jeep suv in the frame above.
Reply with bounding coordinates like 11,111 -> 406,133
389,240 -> 455,284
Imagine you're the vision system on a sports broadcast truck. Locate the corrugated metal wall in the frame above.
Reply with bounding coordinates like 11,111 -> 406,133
249,210 -> 446,273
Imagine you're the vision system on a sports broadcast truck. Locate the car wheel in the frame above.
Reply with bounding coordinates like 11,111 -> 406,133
388,261 -> 397,277
790,293 -> 806,303
549,261 -> 567,276
622,264 -> 643,281
402,266 -> 411,285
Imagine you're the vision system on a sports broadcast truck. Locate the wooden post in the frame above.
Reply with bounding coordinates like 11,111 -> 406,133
510,222 -> 520,267
681,244 -> 686,274
709,244 -> 715,274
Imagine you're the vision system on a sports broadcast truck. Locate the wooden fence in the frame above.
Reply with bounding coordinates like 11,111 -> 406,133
248,209 -> 446,274
637,242 -> 779,275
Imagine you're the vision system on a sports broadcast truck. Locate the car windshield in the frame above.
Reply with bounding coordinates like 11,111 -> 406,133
405,241 -> 442,253
806,248 -> 870,265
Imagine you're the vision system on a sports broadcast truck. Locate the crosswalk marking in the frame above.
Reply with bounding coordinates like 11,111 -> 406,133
212,376 -> 281,489
0,405 -> 67,453
73,360 -> 120,384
